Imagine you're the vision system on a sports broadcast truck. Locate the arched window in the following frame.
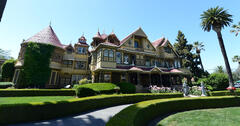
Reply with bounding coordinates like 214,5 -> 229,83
109,50 -> 113,58
134,41 -> 139,48
104,50 -> 108,57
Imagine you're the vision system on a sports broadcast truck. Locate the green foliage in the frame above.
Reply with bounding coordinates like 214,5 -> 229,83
74,83 -> 119,97
0,82 -> 14,89
196,73 -> 229,91
78,78 -> 89,85
0,93 -> 182,125
106,96 -> 240,126
0,89 -> 75,97
209,90 -> 240,96
76,87 -> 97,97
117,82 -> 136,94
1,59 -> 16,81
214,65 -> 225,73
22,43 -> 55,88
174,31 -> 205,78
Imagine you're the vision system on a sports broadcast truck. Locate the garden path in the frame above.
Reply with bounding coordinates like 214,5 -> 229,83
9,104 -> 131,126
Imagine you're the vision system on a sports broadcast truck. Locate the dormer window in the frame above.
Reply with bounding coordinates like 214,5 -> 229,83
147,44 -> 150,49
67,48 -> 73,54
164,47 -> 172,53
134,41 -> 139,48
78,47 -> 86,54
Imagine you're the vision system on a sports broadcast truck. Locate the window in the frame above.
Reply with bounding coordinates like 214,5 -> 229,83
145,58 -> 150,67
104,74 -> 111,82
72,75 -> 83,84
63,60 -> 73,68
128,40 -> 131,45
104,50 -> 108,57
78,47 -> 86,54
67,48 -> 73,54
134,41 -> 139,48
116,52 -> 122,64
109,50 -> 113,58
121,74 -> 126,81
147,44 -> 150,49
124,54 -> 129,64
164,47 -> 172,53
75,61 -> 86,69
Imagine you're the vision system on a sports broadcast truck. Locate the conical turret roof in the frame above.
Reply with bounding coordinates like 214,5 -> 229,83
23,26 -> 63,48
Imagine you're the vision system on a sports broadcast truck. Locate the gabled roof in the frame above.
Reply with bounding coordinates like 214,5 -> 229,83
23,26 -> 63,48
120,27 -> 147,46
152,37 -> 166,48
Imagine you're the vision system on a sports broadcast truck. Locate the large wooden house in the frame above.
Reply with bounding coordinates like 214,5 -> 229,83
90,28 -> 190,88
13,26 -> 190,88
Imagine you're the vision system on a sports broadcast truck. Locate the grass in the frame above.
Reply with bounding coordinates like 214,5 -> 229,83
0,96 -> 75,105
158,107 -> 240,126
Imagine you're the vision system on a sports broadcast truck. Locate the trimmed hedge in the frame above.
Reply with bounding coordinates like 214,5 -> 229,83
0,82 -> 14,89
0,89 -> 75,97
117,82 -> 136,94
106,96 -> 240,126
209,90 -> 240,96
0,93 -> 182,125
75,83 -> 119,97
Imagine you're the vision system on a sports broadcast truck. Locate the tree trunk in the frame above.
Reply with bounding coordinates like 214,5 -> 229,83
198,53 -> 204,71
216,31 -> 234,87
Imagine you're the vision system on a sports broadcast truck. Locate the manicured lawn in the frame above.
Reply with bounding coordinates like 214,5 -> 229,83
158,107 -> 240,126
0,96 -> 75,105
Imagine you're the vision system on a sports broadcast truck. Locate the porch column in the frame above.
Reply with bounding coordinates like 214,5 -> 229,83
160,74 -> 163,86
137,72 -> 140,85
149,73 -> 151,85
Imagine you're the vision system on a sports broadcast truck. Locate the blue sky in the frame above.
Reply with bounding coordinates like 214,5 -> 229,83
0,0 -> 240,73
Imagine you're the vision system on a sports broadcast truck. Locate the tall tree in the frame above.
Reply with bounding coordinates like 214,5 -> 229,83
192,41 -> 205,71
230,22 -> 240,36
214,66 -> 224,73
232,55 -> 240,65
200,6 -> 234,89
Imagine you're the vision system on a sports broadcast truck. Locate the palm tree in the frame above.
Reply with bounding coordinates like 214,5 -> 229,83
230,22 -> 240,36
200,6 -> 234,89
232,55 -> 240,65
192,41 -> 205,71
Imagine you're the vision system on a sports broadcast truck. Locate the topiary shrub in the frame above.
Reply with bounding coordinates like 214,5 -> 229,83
117,82 -> 136,93
1,59 -> 16,81
74,83 -> 119,97
78,78 -> 89,85
76,87 -> 97,97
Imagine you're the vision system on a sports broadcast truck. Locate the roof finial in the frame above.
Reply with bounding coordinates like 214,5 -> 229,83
49,21 -> 51,26
98,28 -> 100,33
82,32 -> 84,36
103,29 -> 105,34
112,29 -> 114,34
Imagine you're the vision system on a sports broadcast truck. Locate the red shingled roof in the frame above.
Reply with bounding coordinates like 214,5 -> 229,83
24,26 -> 63,48
151,37 -> 166,48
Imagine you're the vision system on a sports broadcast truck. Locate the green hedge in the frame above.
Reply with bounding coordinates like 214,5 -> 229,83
75,83 -> 119,97
209,90 -> 240,96
0,89 -> 75,97
106,96 -> 240,126
0,93 -> 182,125
0,82 -> 14,89
117,82 -> 136,94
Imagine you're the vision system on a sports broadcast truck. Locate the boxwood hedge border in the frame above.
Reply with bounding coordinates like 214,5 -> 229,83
0,93 -> 182,125
106,96 -> 240,126
0,89 -> 75,97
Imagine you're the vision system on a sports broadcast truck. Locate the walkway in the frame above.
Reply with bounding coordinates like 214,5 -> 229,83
9,104 -> 131,126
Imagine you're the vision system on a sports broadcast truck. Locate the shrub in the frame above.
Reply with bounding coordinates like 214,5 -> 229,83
149,85 -> 179,93
78,78 -> 89,85
1,59 -> 16,81
0,82 -> 14,89
196,73 -> 229,91
76,87 -> 97,97
0,89 -> 75,97
209,90 -> 240,96
117,82 -> 136,93
0,93 -> 183,125
74,83 -> 119,97
106,96 -> 240,126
